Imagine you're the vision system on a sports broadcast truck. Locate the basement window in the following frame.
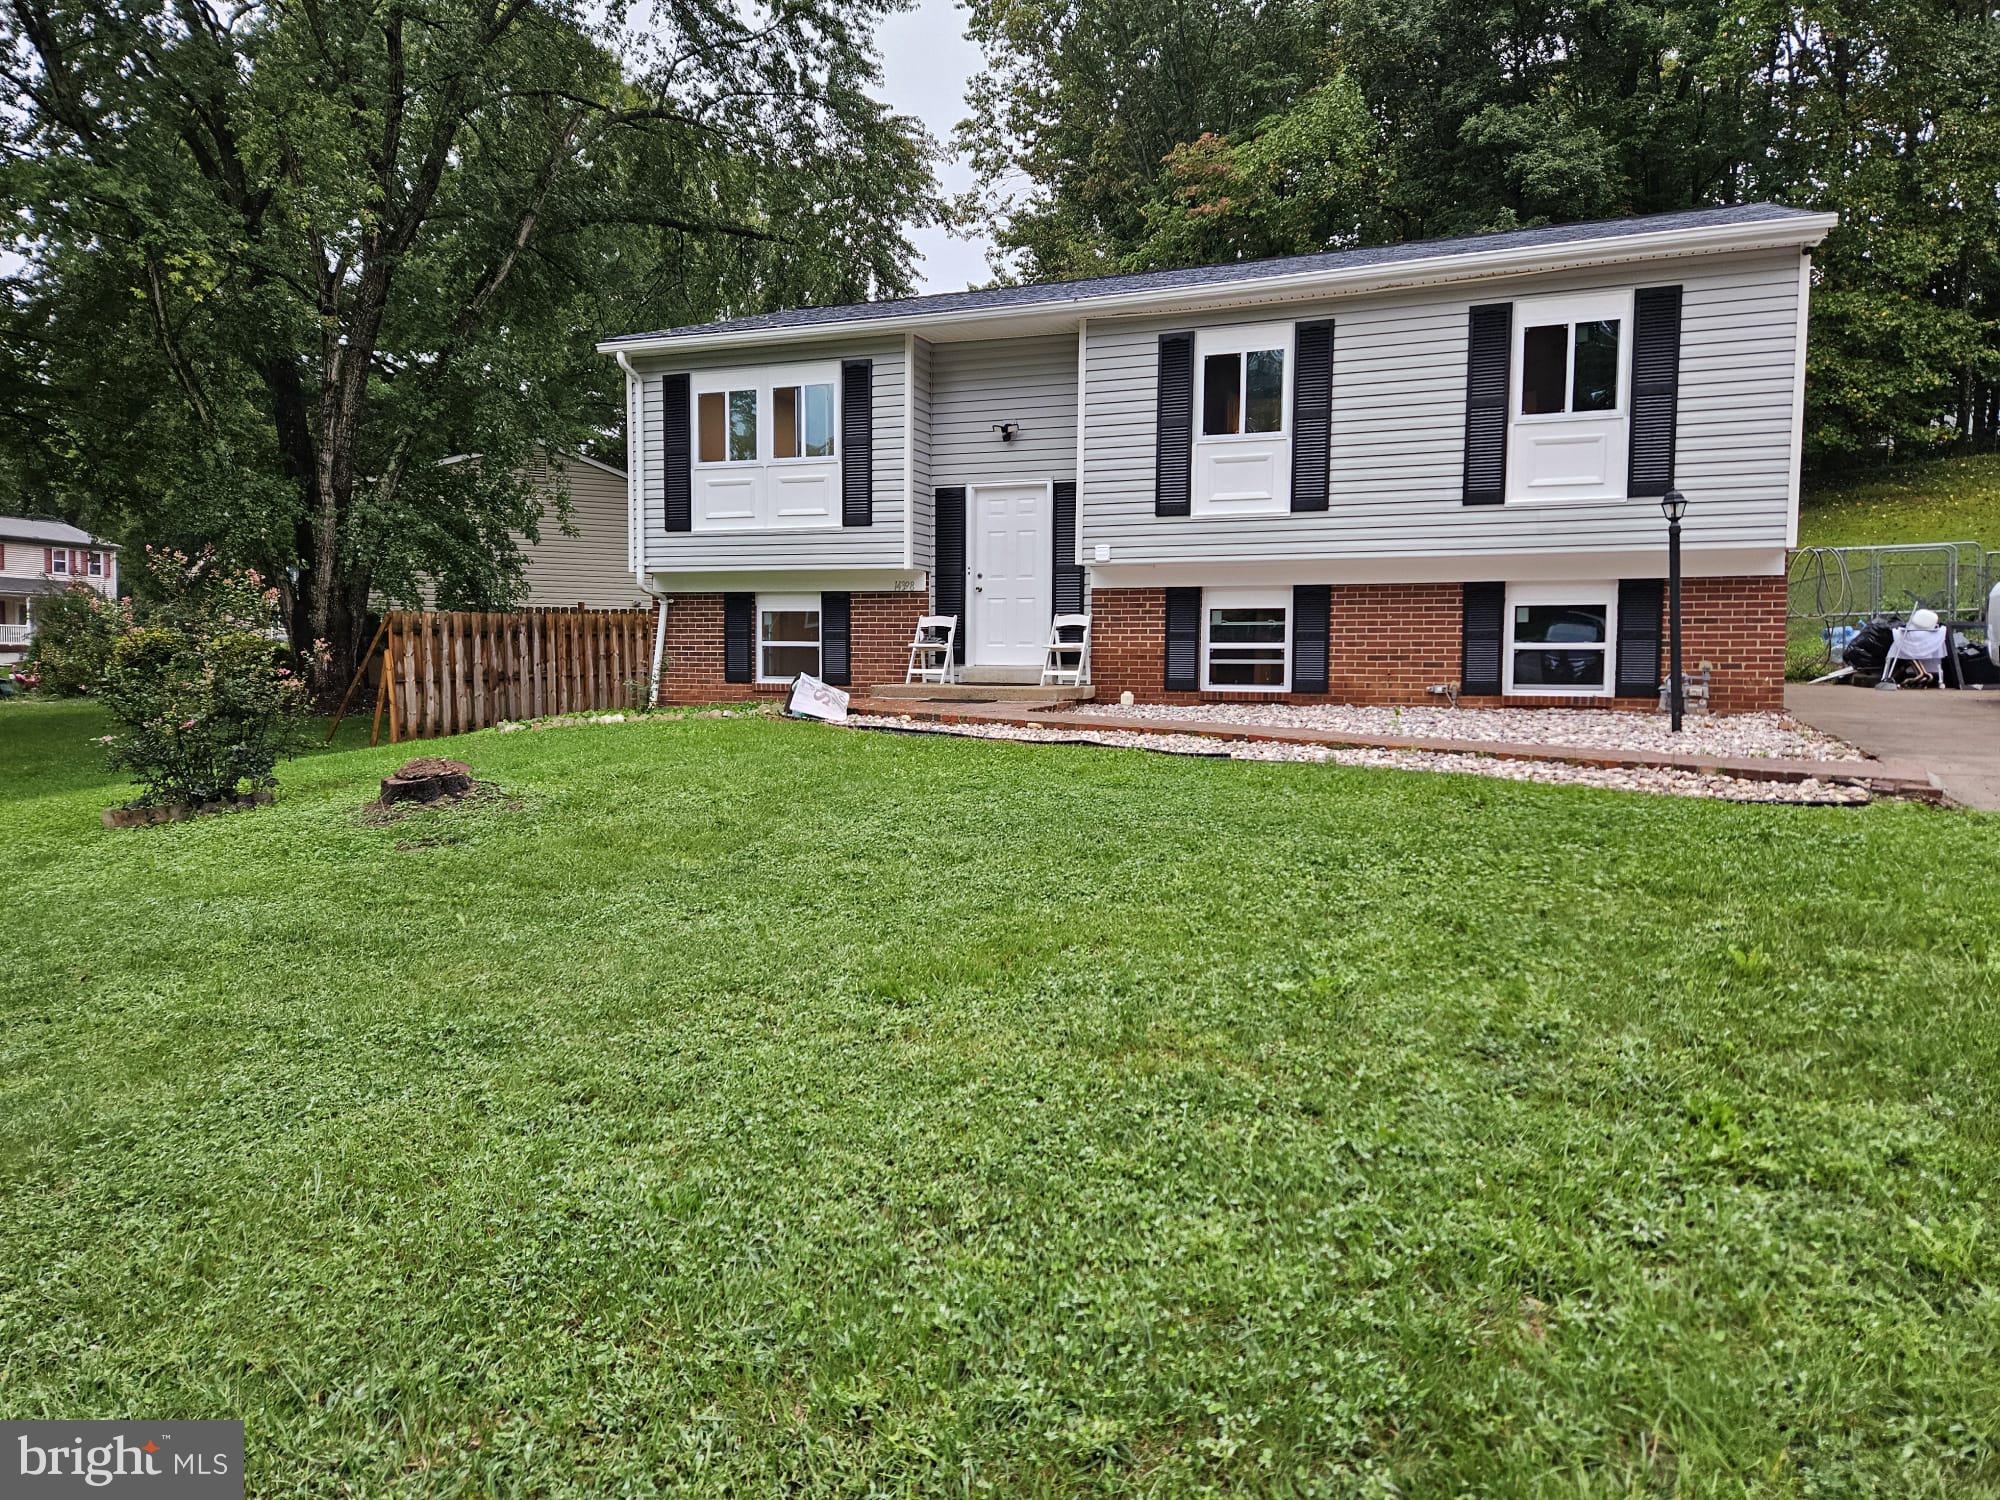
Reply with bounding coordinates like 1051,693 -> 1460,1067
1504,584 -> 1613,695
1202,588 -> 1290,691
757,593 -> 821,683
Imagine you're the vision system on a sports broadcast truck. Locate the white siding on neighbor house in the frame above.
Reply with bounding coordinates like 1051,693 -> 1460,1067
930,334 -> 1078,493
519,456 -> 647,610
635,337 -> 906,572
908,335 -> 934,570
1080,248 -> 1803,567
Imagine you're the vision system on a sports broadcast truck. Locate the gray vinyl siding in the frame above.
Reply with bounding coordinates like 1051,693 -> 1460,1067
1080,248 -> 1801,562
909,336 -> 934,569
636,338 -> 906,571
930,334 -> 1078,491
519,457 -> 648,609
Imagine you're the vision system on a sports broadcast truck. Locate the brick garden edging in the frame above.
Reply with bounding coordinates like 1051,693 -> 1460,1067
844,698 -> 1946,803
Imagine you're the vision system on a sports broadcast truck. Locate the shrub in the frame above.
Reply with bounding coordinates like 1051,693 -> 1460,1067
95,550 -> 324,807
21,581 -> 131,695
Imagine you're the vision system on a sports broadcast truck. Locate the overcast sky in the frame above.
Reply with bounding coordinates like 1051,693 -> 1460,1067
875,0 -> 996,293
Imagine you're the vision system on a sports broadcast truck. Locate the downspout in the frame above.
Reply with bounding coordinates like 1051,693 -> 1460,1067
617,348 -> 670,708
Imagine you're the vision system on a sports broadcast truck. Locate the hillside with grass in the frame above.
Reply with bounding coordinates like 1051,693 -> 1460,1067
1799,452 -> 2000,551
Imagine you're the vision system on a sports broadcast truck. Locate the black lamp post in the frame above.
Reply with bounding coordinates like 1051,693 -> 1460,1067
1661,489 -> 1688,732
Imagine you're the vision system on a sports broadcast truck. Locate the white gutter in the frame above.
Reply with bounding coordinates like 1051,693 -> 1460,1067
615,350 -> 645,586
644,584 -> 669,708
597,215 -> 1838,360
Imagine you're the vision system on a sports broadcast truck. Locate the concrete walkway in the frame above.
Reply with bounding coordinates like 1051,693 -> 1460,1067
849,697 -> 1946,802
1787,684 -> 2000,810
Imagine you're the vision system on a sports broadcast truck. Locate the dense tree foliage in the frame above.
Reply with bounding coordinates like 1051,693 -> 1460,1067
2,0 -> 933,692
956,0 -> 2000,465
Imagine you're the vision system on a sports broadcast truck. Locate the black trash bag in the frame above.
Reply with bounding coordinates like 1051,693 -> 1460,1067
1842,621 -> 1894,678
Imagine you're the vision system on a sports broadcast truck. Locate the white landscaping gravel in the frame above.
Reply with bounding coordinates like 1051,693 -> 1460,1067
1073,701 -> 1867,761
846,715 -> 1872,804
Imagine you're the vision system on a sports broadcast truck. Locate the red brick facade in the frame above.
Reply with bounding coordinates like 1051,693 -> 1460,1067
648,576 -> 1783,714
651,591 -> 927,704
1089,575 -> 1785,714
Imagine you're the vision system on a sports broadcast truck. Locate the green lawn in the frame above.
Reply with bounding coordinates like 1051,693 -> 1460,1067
1800,452 -> 2000,551
2,699 -> 1997,1495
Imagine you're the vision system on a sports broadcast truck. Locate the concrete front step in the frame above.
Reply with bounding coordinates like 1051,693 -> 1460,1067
863,683 -> 1096,704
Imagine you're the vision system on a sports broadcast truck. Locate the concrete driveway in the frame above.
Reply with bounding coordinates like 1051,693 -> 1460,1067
1787,684 -> 2000,809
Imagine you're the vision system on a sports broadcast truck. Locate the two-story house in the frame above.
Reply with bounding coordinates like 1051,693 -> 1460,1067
0,517 -> 120,662
598,204 -> 1832,714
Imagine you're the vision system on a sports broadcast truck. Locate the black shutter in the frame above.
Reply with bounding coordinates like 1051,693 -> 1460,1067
1291,584 -> 1331,693
1164,586 -> 1201,691
1052,481 -> 1084,616
1462,304 -> 1511,506
1461,581 -> 1505,695
841,359 -> 873,526
1615,578 -> 1664,697
1628,286 -> 1683,497
663,373 -> 692,532
821,591 -> 852,686
1290,320 -> 1334,512
723,592 -> 754,683
933,486 -> 967,665
1155,332 -> 1194,517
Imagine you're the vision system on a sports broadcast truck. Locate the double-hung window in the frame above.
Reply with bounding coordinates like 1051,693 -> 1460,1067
49,549 -> 68,576
1504,584 -> 1614,696
1192,324 -> 1292,516
1506,292 -> 1631,503
772,383 -> 835,460
691,363 -> 842,531
757,593 -> 821,683
87,551 -> 104,577
1202,588 -> 1290,690
698,388 -> 759,464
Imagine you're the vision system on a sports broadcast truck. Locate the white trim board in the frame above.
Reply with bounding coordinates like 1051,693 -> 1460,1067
1087,546 -> 1787,591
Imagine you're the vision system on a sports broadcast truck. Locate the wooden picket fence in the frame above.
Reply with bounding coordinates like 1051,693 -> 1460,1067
368,607 -> 655,743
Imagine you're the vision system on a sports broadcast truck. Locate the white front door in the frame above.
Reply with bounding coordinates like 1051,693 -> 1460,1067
970,482 -> 1052,667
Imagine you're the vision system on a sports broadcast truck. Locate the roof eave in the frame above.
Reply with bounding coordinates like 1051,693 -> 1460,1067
596,213 -> 1837,360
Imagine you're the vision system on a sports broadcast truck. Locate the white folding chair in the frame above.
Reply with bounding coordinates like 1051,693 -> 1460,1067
1040,613 -> 1091,687
905,615 -> 958,684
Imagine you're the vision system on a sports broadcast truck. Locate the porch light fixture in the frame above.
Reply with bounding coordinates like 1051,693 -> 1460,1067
1661,490 -> 1688,731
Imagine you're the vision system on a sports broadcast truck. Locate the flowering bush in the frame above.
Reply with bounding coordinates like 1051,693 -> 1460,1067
21,582 -> 132,695
95,549 -> 325,807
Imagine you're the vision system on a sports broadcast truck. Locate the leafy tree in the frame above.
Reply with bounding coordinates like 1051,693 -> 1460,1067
1,0 -> 934,693
956,0 -> 2000,463
954,0 -> 1336,279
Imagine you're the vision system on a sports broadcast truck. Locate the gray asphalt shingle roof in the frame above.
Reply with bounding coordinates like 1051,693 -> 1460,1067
0,516 -> 114,547
604,203 -> 1826,345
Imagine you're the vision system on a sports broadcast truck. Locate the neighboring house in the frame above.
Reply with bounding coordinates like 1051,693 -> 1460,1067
598,204 -> 1833,713
432,446 -> 646,611
0,517 -> 119,663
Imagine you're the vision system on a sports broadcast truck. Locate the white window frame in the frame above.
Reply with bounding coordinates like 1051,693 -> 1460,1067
755,591 -> 822,684
1201,587 -> 1291,693
87,551 -> 104,577
1192,323 -> 1294,519
768,380 -> 838,465
689,360 -> 844,533
692,361 -> 841,470
49,549 -> 68,576
1195,322 -> 1293,444
1502,582 -> 1616,697
1511,292 -> 1631,424
1505,291 -> 1633,505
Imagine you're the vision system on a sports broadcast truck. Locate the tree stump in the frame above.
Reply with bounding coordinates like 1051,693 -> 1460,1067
379,756 -> 473,806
